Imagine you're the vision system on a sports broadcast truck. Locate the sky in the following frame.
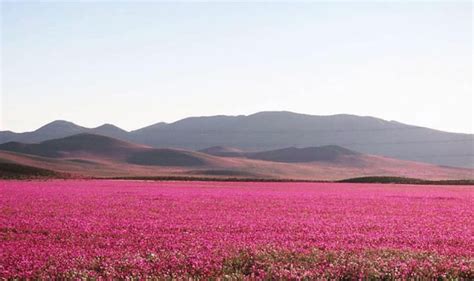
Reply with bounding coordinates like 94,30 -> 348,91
1,1 -> 472,133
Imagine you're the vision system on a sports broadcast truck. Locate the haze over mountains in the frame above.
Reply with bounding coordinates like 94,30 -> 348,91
1,111 -> 473,168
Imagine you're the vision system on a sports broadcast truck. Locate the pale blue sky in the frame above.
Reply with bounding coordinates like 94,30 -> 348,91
1,1 -> 472,133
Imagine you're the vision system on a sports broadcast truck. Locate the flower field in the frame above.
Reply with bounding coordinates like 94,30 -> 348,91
1,180 -> 473,279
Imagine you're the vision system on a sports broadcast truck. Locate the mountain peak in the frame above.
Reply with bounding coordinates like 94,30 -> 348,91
93,123 -> 127,133
35,120 -> 85,133
39,120 -> 77,128
248,111 -> 301,117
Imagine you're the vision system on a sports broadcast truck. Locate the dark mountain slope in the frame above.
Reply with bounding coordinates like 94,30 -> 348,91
199,145 -> 360,163
246,146 -> 359,163
128,149 -> 208,166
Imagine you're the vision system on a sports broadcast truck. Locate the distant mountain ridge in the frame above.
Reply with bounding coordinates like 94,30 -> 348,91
1,111 -> 473,167
0,120 -> 128,144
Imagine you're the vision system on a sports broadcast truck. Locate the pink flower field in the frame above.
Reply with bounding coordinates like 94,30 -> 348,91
1,180 -> 473,279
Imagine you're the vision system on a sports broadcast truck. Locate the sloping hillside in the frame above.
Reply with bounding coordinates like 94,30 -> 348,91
245,146 -> 359,163
0,133 -> 146,160
200,145 -> 361,163
0,134 -> 226,168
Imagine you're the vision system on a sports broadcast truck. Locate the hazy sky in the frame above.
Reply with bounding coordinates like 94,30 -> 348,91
1,1 -> 472,133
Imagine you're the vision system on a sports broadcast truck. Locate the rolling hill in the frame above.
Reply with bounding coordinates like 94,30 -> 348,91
0,134 -> 220,167
0,133 -> 146,160
1,111 -> 473,168
0,133 -> 472,181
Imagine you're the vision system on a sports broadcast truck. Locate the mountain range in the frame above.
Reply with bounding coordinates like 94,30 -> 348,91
1,111 -> 473,168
